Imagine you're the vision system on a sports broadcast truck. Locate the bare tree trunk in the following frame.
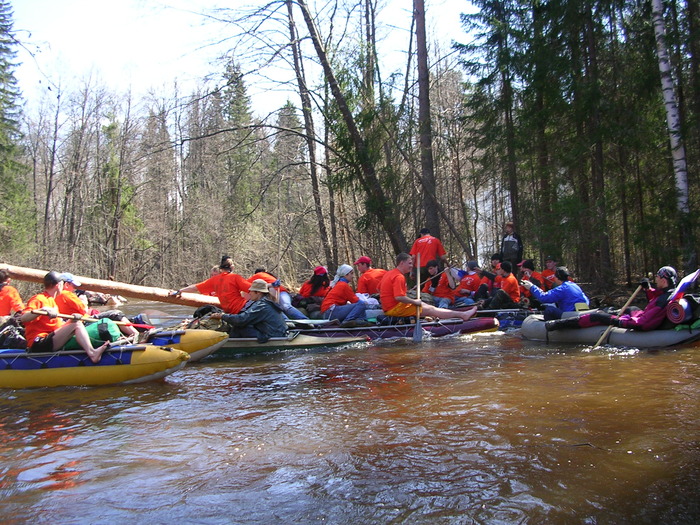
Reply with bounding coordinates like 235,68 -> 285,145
295,0 -> 408,254
651,0 -> 696,270
414,0 -> 440,237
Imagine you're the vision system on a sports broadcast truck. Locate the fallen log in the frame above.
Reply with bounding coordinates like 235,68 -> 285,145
4,264 -> 220,308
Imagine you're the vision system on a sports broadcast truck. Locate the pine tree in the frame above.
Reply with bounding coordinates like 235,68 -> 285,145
0,0 -> 33,252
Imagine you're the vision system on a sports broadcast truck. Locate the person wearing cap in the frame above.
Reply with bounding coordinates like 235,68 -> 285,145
0,268 -> 24,317
455,261 -> 481,304
545,266 -> 677,332
521,266 -> 589,320
210,279 -> 288,343
173,255 -> 251,314
421,259 -> 459,309
482,261 -> 521,309
354,256 -> 387,296
379,253 -> 477,321
320,265 -> 370,327
409,228 -> 447,284
297,266 -> 330,299
20,272 -> 111,362
248,268 -> 308,320
500,221 -> 524,267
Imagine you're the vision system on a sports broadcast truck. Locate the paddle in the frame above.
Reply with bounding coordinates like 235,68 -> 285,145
32,310 -> 155,330
413,254 -> 423,343
593,285 -> 642,347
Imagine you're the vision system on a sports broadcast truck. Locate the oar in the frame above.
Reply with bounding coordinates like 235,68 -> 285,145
32,310 -> 155,330
413,253 -> 423,343
593,285 -> 643,347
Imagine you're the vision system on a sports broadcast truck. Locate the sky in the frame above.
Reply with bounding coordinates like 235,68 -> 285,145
12,0 -> 472,116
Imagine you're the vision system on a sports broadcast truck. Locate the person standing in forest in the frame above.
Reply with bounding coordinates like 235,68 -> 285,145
409,228 -> 447,284
380,253 -> 476,321
500,221 -> 524,267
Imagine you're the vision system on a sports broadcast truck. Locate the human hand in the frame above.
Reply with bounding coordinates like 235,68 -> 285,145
521,280 -> 533,290
210,312 -> 223,320
429,286 -> 436,293
171,289 -> 182,297
271,280 -> 281,288
71,313 -> 83,320
639,278 -> 651,290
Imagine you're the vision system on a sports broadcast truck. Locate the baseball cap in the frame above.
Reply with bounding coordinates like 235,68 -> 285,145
60,272 -> 82,287
354,256 -> 371,265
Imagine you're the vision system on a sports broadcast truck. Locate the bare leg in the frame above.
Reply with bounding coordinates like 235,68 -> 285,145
118,317 -> 139,340
53,321 -> 110,363
421,303 -> 477,321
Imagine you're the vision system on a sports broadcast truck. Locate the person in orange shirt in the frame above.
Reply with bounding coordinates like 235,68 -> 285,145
57,273 -> 139,340
482,261 -> 521,309
379,253 -> 477,321
409,228 -> 447,284
354,256 -> 387,296
248,268 -> 308,320
320,265 -> 369,327
297,266 -> 330,299
0,268 -> 24,316
474,254 -> 502,301
541,255 -> 558,290
421,260 -> 458,309
20,271 -> 110,362
173,256 -> 251,314
516,260 -> 544,302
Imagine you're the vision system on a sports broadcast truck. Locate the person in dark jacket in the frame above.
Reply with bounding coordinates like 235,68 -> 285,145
500,221 -> 524,267
210,279 -> 288,342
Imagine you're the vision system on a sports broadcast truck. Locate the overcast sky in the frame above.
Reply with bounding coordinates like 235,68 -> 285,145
12,0 -> 470,115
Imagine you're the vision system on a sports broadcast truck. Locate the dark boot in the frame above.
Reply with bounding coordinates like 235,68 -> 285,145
545,317 -> 581,331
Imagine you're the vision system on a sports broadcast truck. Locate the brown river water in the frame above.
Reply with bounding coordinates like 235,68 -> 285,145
0,302 -> 698,524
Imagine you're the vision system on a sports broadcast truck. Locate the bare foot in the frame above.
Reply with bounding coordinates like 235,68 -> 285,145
459,306 -> 478,321
88,341 -> 110,363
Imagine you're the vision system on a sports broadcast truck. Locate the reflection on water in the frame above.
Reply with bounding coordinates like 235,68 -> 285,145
0,303 -> 698,523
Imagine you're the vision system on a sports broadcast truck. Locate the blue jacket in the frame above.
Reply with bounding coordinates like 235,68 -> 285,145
529,280 -> 589,312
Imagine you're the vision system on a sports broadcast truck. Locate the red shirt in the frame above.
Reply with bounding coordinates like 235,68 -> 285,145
196,272 -> 251,314
249,272 -> 288,293
409,235 -> 446,267
23,293 -> 64,348
379,268 -> 408,312
422,272 -> 455,300
298,281 -> 328,298
541,269 -> 556,290
357,268 -> 387,294
56,290 -> 87,316
456,272 -> 481,297
0,284 -> 24,315
321,281 -> 359,312
520,270 -> 544,297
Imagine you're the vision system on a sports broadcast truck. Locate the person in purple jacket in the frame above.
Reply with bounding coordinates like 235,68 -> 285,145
545,266 -> 676,332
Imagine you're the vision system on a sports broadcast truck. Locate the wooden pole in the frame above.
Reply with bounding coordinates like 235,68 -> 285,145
594,285 -> 643,347
413,254 -> 423,343
4,264 -> 219,308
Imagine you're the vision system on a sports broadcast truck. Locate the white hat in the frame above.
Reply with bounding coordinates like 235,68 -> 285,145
249,279 -> 269,294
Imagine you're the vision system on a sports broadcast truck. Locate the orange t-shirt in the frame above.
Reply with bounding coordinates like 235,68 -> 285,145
23,293 -> 64,348
456,272 -> 481,297
298,281 -> 328,298
520,270 -> 545,297
196,272 -> 251,314
56,290 -> 87,316
321,281 -> 359,312
379,268 -> 408,312
409,235 -> 446,268
501,273 -> 521,303
0,284 -> 24,315
356,268 -> 387,294
249,272 -> 287,293
541,269 -> 556,290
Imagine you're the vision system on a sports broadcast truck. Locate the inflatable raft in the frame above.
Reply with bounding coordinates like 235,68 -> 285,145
520,314 -> 700,348
0,344 -> 190,389
145,329 -> 228,362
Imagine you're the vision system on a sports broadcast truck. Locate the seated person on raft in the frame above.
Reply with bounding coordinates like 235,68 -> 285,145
521,266 -> 589,320
320,264 -> 370,328
248,268 -> 308,320
210,278 -> 288,343
379,252 -> 477,321
421,260 -> 461,309
20,271 -> 110,363
545,266 -> 677,332
481,261 -> 521,310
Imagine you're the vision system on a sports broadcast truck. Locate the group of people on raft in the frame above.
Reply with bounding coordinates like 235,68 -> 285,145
0,223 -> 686,356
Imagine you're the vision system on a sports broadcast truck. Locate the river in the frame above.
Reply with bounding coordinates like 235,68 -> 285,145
1,302 -> 698,523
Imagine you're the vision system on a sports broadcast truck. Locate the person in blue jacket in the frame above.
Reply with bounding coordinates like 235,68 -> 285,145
521,266 -> 589,320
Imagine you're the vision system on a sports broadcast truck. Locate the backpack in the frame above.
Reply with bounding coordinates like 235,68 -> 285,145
0,323 -> 27,349
64,318 -> 122,350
